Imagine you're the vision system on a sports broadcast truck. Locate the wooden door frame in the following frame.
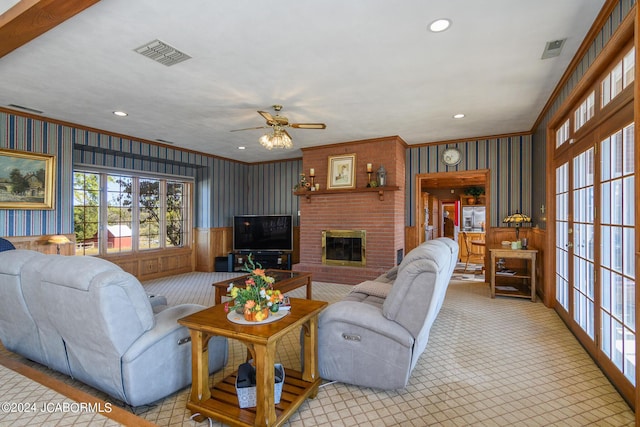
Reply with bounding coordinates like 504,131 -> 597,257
414,169 -> 491,250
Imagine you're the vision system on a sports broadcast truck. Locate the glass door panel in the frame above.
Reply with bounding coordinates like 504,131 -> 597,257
572,148 -> 595,339
599,123 -> 635,385
555,163 -> 570,311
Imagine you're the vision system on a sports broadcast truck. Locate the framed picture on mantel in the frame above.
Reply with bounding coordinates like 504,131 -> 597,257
0,148 -> 55,209
327,153 -> 356,190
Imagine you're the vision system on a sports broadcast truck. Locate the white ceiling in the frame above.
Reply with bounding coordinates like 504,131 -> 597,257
0,0 -> 606,163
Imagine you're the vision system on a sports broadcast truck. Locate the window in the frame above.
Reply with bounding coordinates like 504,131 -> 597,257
574,91 -> 595,132
556,119 -> 570,148
73,172 -> 100,256
602,47 -> 635,107
551,34 -> 635,403
73,170 -> 191,256
107,174 -> 133,254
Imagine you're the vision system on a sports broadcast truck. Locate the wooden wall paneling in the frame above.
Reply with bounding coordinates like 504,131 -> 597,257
530,227 -> 547,305
6,234 -> 75,255
194,227 -> 233,272
195,228 -> 213,272
104,247 -> 193,281
405,226 -> 418,255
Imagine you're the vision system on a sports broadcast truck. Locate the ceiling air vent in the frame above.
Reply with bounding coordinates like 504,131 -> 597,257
134,39 -> 191,66
541,38 -> 566,60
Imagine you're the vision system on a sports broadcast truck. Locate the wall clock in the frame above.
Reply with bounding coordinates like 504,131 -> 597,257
441,147 -> 461,166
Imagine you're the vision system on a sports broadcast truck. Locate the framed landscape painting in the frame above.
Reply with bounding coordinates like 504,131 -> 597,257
327,153 -> 356,190
0,149 -> 55,209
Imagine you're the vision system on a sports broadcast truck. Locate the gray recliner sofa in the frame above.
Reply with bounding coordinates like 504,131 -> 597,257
0,249 -> 228,406
316,237 -> 458,389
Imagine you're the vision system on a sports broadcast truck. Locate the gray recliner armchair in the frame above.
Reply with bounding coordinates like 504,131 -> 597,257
0,250 -> 228,406
316,238 -> 458,389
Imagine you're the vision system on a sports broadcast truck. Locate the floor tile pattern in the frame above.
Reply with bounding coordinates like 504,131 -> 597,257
1,271 -> 635,426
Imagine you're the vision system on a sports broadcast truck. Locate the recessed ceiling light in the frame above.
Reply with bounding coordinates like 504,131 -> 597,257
113,111 -> 128,117
453,113 -> 465,119
429,19 -> 451,32
238,146 -> 246,150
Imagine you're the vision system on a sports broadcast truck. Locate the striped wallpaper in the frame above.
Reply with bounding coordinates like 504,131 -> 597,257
0,114 -> 72,236
246,160 -> 301,226
2,1 -> 630,238
0,110 -> 254,235
532,0 -> 635,229
405,135 -> 532,228
0,110 -> 534,237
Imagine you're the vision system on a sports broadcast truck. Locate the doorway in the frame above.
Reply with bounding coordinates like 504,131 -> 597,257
413,169 -> 491,255
442,202 -> 456,239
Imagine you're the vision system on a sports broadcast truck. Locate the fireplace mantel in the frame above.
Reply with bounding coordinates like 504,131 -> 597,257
294,185 -> 400,201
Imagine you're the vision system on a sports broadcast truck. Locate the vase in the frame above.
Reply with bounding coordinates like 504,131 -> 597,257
244,306 -> 270,322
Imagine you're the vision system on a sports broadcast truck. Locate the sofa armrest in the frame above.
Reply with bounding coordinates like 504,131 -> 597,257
123,304 -> 204,363
320,300 -> 413,348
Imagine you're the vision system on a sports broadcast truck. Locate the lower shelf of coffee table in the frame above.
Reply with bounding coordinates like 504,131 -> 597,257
187,368 -> 322,427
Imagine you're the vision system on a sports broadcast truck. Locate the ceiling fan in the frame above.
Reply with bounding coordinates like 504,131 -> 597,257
230,105 -> 326,149
231,104 -> 327,133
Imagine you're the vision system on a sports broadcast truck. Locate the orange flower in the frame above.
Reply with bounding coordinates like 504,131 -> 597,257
253,268 -> 266,277
244,300 -> 256,309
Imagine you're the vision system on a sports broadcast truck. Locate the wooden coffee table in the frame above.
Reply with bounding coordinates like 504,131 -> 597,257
178,298 -> 327,427
213,269 -> 312,305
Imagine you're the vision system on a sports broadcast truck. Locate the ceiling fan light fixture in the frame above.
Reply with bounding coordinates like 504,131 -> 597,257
259,128 -> 292,150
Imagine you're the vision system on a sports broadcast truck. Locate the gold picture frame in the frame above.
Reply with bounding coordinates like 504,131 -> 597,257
327,153 -> 356,190
0,148 -> 55,209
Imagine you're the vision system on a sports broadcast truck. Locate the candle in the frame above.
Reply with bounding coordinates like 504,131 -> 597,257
366,163 -> 372,172
309,168 -> 315,177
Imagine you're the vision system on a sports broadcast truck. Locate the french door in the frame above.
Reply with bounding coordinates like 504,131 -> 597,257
554,121 -> 635,400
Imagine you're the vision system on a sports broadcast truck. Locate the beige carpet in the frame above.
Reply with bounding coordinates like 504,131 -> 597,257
0,272 -> 635,426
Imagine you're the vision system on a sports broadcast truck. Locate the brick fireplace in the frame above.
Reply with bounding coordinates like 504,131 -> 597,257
294,136 -> 406,285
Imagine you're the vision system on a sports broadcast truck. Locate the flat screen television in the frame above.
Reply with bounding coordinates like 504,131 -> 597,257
233,214 -> 293,252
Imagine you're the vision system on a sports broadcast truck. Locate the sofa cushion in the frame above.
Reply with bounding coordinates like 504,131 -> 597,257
382,239 -> 451,337
0,250 -> 48,365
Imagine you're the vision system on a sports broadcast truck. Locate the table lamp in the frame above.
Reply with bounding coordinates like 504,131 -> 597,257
502,212 -> 531,241
48,235 -> 71,254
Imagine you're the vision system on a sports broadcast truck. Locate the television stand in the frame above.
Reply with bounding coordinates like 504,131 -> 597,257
231,251 -> 292,272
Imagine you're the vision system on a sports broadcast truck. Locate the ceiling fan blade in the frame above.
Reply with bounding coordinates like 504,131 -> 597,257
290,123 -> 326,129
258,110 -> 274,123
230,126 -> 269,132
283,129 -> 293,140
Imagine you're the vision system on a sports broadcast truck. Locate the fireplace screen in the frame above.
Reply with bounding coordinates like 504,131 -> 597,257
322,230 -> 366,267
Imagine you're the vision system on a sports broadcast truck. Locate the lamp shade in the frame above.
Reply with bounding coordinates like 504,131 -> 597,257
502,212 -> 531,225
503,212 -> 531,241
48,235 -> 71,245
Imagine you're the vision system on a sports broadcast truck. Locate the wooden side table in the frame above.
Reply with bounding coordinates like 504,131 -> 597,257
489,246 -> 537,302
178,298 -> 327,427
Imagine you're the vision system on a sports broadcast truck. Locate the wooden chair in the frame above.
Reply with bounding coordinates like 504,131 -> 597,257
461,231 -> 484,273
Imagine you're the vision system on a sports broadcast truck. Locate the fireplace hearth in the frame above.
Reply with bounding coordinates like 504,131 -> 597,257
322,230 -> 366,267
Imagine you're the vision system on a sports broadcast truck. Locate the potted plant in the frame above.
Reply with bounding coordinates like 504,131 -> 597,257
464,187 -> 485,204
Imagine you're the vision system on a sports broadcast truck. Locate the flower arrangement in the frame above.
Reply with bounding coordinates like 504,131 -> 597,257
293,173 -> 311,192
225,254 -> 284,321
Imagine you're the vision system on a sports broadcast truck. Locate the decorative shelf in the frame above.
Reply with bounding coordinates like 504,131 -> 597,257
294,185 -> 400,201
